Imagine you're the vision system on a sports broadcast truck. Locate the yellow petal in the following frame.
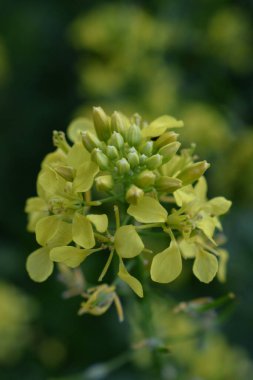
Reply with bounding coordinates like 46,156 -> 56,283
37,167 -> 66,198
35,215 -> 72,247
118,259 -> 143,297
151,241 -> 182,283
26,247 -> 53,282
50,246 -> 90,268
67,117 -> 95,142
217,249 -> 229,283
67,142 -> 90,169
86,214 -> 108,233
127,196 -> 168,223
142,115 -> 183,138
25,197 -> 47,213
174,185 -> 195,207
193,250 -> 218,283
194,176 -> 208,201
72,213 -> 95,248
179,239 -> 199,259
73,160 -> 98,193
196,216 -> 216,243
207,197 -> 232,216
114,225 -> 144,258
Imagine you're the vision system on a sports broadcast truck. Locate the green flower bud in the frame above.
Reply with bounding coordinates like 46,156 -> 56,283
127,151 -> 140,168
54,166 -> 74,182
154,131 -> 179,150
140,141 -> 154,156
116,158 -> 130,175
95,175 -> 113,192
81,131 -> 102,152
106,145 -> 119,160
146,154 -> 163,170
126,124 -> 141,147
155,176 -> 182,192
111,111 -> 130,136
139,154 -> 147,165
108,131 -> 124,150
91,148 -> 109,170
53,131 -> 70,153
159,141 -> 181,162
126,185 -> 144,205
135,170 -> 156,188
93,106 -> 111,141
178,161 -> 210,185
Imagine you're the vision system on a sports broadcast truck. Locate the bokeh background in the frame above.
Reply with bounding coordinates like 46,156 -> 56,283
0,1 -> 253,379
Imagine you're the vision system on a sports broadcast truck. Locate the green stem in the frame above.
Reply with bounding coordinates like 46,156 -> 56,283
135,223 -> 164,230
98,249 -> 114,282
136,257 -> 164,379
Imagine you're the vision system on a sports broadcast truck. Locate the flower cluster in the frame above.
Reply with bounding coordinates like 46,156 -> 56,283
25,107 -> 231,319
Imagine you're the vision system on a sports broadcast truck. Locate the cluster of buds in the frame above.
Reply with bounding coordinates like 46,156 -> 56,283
25,107 -> 231,320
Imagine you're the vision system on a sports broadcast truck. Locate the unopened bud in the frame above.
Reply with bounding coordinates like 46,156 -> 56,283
111,111 -> 130,136
178,161 -> 210,185
135,170 -> 156,188
116,158 -> 130,175
95,175 -> 113,192
155,176 -> 182,192
127,151 -> 140,168
93,107 -> 111,141
81,131 -> 102,152
140,141 -> 154,156
108,131 -> 124,150
139,154 -> 147,165
91,148 -> 109,170
146,154 -> 163,170
126,185 -> 144,204
159,141 -> 181,162
53,131 -> 70,153
154,131 -> 179,150
106,145 -> 119,160
126,124 -> 141,147
78,285 -> 116,317
55,166 -> 74,182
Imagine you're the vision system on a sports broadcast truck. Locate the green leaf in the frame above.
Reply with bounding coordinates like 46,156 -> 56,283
118,259 -> 143,297
50,246 -> 90,268
151,241 -> 182,283
142,115 -> 183,138
114,225 -> 144,258
86,214 -> 108,233
72,213 -> 95,248
35,215 -> 72,247
127,196 -> 168,223
193,250 -> 218,283
73,160 -> 99,192
26,247 -> 53,282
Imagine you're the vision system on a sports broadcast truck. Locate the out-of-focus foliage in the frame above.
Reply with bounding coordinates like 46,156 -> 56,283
0,282 -> 36,364
130,296 -> 253,380
0,0 -> 253,379
0,37 -> 9,86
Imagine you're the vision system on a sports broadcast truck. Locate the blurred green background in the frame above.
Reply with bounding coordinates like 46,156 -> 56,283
0,0 -> 253,379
